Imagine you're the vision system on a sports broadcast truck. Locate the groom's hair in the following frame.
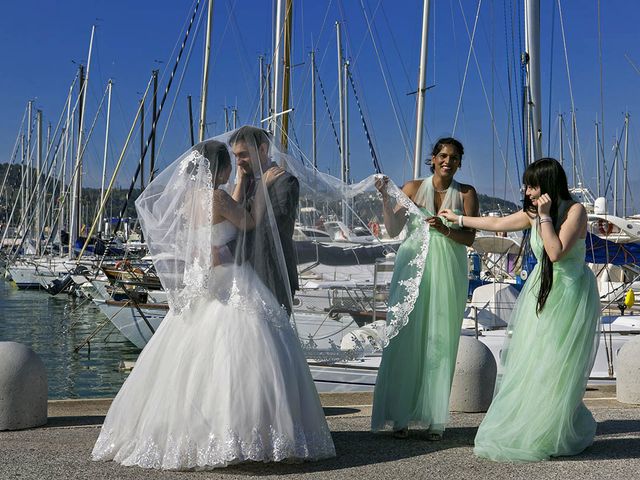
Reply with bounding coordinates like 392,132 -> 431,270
229,126 -> 271,149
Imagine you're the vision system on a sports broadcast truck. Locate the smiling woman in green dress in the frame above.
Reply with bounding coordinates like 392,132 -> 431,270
371,137 -> 479,440
440,158 -> 601,462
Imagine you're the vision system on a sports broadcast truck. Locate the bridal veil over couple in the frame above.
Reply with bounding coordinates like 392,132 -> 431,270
91,126 -> 336,469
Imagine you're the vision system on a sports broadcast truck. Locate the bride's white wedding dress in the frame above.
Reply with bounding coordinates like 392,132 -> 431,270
92,220 -> 335,469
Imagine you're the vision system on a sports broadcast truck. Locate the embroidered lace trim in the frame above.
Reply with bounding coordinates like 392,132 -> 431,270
92,424 -> 336,470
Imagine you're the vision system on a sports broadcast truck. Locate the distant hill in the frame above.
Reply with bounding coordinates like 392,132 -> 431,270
477,193 -> 519,214
0,163 -> 142,222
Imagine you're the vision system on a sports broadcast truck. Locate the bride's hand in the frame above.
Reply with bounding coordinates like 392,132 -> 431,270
439,209 -> 458,223
375,175 -> 389,194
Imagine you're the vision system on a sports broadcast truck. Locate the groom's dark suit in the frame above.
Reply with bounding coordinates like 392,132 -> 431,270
239,167 -> 299,315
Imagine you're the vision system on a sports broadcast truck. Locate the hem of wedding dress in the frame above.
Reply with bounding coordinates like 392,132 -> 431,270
92,449 -> 337,471
91,427 -> 336,471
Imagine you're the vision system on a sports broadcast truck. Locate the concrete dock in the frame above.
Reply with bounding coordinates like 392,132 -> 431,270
1,385 -> 639,479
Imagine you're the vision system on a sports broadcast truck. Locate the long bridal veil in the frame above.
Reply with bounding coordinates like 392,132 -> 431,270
135,129 -> 296,325
136,124 -> 434,354
269,136 -> 433,351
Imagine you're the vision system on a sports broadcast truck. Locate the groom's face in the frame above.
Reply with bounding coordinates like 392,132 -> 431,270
232,141 -> 268,176
232,140 -> 255,175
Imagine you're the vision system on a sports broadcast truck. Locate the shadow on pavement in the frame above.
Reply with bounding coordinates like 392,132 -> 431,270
46,416 -> 106,427
218,426 -> 478,476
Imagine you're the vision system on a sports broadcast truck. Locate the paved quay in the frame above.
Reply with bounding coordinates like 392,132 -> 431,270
1,385 -> 639,479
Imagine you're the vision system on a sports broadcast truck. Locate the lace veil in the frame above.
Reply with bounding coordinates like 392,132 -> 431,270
135,127 -> 297,326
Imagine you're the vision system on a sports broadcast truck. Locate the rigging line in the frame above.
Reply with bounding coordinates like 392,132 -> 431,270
556,0 -> 581,157
378,2 -> 412,89
314,63 -> 342,155
154,0 -> 201,106
456,0 -> 517,199
277,0 -> 335,129
0,105 -> 29,196
149,2 -> 206,170
601,125 -> 625,197
597,0 -> 605,150
348,0 -> 380,68
223,0 -> 260,111
515,0 -> 525,171
110,1 -> 202,239
502,0 -> 520,171
624,53 -> 640,76
358,0 -> 413,165
348,73 -> 382,174
371,6 -> 415,151
452,0 -> 482,136
8,93 -> 97,262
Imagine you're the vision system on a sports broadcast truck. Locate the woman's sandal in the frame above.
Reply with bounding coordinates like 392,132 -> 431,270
393,427 -> 409,439
426,431 -> 443,441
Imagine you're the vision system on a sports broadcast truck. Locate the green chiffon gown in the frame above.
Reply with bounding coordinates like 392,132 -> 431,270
474,220 -> 601,462
371,178 -> 469,434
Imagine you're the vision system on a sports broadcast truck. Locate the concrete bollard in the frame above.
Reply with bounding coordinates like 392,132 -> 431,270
616,336 -> 640,404
0,342 -> 48,430
449,336 -> 497,413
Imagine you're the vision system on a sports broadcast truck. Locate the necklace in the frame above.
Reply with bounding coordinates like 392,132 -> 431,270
432,179 -> 450,194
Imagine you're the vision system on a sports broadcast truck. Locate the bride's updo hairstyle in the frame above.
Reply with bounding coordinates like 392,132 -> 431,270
193,140 -> 231,178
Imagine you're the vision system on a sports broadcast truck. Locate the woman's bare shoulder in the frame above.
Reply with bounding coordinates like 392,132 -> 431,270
401,179 -> 423,199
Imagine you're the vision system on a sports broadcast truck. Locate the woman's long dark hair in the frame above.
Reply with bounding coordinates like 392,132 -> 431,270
522,158 -> 574,314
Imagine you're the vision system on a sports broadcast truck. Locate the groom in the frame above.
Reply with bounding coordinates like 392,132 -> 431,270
228,126 -> 300,315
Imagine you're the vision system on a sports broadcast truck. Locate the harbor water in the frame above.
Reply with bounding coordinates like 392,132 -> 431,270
0,279 -> 139,399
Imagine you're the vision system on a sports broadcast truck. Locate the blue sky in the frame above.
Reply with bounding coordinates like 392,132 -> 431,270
1,1 -> 639,212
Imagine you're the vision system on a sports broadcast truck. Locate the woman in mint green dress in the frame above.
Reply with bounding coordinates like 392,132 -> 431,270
441,158 -> 600,462
371,138 -> 479,439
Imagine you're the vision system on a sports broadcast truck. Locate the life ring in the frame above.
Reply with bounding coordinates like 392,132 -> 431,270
368,221 -> 381,237
597,219 -> 613,236
115,259 -> 131,270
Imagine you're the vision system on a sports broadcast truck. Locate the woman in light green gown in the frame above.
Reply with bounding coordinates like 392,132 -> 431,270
371,138 -> 479,439
441,158 -> 601,462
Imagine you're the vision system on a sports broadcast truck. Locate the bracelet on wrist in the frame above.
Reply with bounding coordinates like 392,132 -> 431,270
539,217 -> 553,224
458,215 -> 464,228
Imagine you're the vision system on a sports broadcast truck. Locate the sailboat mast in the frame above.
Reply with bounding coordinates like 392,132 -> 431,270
613,136 -> 619,217
26,101 -> 32,236
199,0 -> 214,142
35,109 -> 42,255
69,25 -> 95,258
595,119 -> 600,197
150,70 -> 158,182
571,109 -> 577,186
524,0 -> 542,164
558,113 -> 564,165
344,60 -> 350,184
336,22 -> 346,184
311,50 -> 317,169
271,0 -> 284,136
413,0 -> 431,179
623,112 -> 629,217
259,56 -> 265,121
98,79 -> 112,235
280,0 -> 292,150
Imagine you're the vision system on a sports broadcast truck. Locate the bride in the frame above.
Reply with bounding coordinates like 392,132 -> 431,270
91,134 -> 335,470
